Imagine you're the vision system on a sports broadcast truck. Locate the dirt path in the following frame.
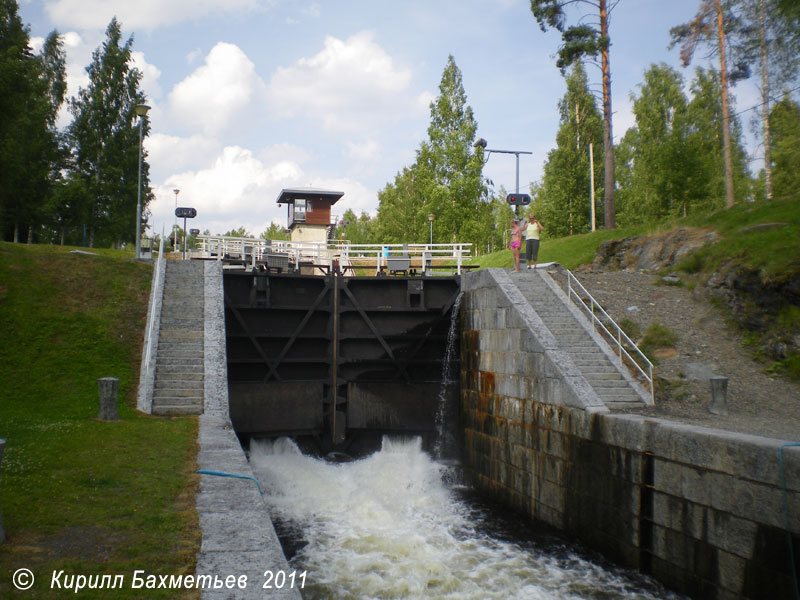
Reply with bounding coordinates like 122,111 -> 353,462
547,267 -> 800,442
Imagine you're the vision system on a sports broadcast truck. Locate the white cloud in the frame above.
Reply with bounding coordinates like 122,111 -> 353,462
43,0 -> 269,32
186,48 -> 203,65
146,133 -> 218,174
302,3 -> 321,18
148,144 -> 376,237
345,138 -> 381,162
168,42 -> 268,136
267,31 -> 418,133
150,145 -> 303,237
131,51 -> 162,99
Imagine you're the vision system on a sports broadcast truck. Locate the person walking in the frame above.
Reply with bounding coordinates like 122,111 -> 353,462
523,212 -> 544,270
509,219 -> 522,273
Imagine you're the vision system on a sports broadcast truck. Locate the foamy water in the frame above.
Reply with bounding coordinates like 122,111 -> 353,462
250,437 -> 682,600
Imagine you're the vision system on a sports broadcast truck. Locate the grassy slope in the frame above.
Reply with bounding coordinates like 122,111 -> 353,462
471,198 -> 800,277
0,243 -> 199,599
469,198 -> 800,378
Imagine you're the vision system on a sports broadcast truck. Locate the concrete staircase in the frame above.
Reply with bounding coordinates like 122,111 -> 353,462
152,260 -> 205,415
510,270 -> 647,410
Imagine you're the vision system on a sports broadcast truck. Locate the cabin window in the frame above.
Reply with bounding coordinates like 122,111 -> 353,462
294,199 -> 307,222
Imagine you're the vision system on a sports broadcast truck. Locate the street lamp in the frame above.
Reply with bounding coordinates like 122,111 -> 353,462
428,213 -> 435,245
172,188 -> 180,251
134,104 -> 150,259
474,138 -> 532,216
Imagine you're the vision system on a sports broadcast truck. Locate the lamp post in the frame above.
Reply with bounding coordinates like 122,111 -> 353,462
134,104 -> 150,259
474,138 -> 532,217
427,213 -> 435,245
172,188 -> 180,251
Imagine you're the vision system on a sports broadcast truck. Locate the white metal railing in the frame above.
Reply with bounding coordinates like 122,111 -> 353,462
143,233 -> 166,376
193,236 -> 473,275
565,269 -> 655,405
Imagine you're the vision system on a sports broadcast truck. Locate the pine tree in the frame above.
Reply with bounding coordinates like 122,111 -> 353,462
670,0 -> 748,208
530,0 -> 618,228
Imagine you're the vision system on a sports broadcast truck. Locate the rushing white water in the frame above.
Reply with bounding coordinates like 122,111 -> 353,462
250,437 -> 682,600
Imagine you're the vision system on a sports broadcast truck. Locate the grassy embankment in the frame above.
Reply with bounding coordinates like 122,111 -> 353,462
0,243 -> 199,599
472,198 -> 800,275
470,198 -> 800,377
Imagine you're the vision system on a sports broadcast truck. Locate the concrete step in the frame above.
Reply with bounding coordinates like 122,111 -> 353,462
572,358 -> 610,367
152,405 -> 203,416
153,388 -> 204,398
155,366 -> 204,377
159,330 -> 203,342
155,380 -> 204,391
156,365 -> 205,381
557,334 -> 593,344
582,372 -> 624,381
159,318 -> 204,327
604,400 -> 646,410
156,357 -> 204,367
578,364 -> 621,374
161,302 -> 204,310
156,351 -> 205,364
158,338 -> 205,354
157,350 -> 204,360
589,379 -> 634,389
595,388 -> 643,401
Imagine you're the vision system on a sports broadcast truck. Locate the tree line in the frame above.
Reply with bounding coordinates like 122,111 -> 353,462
0,1 -> 149,247
334,0 -> 800,250
2,0 -> 798,251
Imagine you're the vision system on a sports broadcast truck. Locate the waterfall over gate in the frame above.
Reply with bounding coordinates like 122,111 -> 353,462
223,269 -> 462,453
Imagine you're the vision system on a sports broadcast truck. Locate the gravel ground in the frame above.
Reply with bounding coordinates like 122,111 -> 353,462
543,266 -> 800,442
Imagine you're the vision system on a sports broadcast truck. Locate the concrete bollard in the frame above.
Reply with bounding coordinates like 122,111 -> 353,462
709,376 -> 729,416
0,438 -> 5,543
97,377 -> 120,421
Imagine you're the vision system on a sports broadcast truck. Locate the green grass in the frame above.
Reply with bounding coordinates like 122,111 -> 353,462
0,243 -> 199,599
676,198 -> 800,281
471,223 -> 654,270
469,198 -> 800,380
471,197 -> 800,277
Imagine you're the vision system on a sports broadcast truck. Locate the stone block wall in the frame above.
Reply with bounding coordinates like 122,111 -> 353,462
461,268 -> 800,600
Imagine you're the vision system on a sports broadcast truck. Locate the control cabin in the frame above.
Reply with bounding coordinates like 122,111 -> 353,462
276,187 -> 344,244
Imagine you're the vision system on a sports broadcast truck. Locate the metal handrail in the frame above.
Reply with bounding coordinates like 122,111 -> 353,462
193,236 -> 473,274
565,270 -> 655,405
143,234 -> 165,375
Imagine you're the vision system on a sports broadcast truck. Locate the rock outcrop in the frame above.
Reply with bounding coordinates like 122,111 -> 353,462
591,227 -> 719,272
587,225 -> 800,366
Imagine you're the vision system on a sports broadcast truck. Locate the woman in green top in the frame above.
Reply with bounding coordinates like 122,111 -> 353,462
523,213 -> 544,270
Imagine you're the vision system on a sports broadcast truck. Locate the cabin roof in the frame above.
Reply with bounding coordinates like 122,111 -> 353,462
276,187 -> 344,205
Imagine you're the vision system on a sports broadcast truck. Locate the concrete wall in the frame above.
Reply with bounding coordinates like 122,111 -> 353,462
461,268 -> 800,600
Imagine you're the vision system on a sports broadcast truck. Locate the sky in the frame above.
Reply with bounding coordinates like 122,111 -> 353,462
18,0 -> 764,239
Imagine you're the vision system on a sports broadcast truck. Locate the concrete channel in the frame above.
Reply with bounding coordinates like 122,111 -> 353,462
137,258 -> 800,600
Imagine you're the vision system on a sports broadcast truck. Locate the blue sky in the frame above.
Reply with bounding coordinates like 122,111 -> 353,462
18,0 -> 759,238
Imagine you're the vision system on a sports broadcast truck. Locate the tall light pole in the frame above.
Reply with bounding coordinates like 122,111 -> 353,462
134,104 -> 150,259
428,213 -> 435,245
173,188 -> 180,250
474,138 -> 532,217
